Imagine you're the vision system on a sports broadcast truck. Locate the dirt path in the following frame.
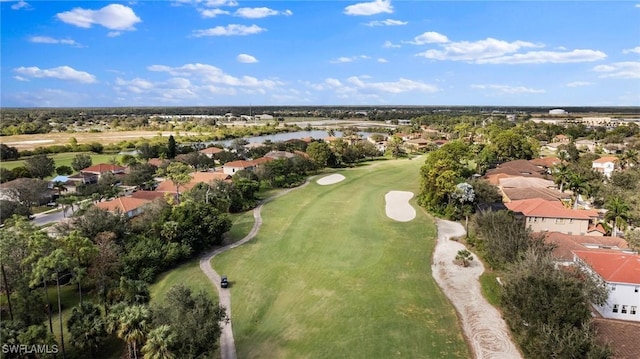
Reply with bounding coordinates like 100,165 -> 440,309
432,219 -> 522,359
199,182 -> 310,359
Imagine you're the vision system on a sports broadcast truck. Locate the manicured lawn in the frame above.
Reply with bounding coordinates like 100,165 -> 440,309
226,211 -> 257,243
479,271 -> 502,307
0,152 -> 115,171
212,157 -> 470,358
149,257 -> 217,306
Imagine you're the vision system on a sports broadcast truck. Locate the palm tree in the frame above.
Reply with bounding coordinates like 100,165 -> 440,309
604,196 -> 630,237
114,305 -> 152,359
141,325 -> 176,359
552,163 -> 571,193
327,128 -> 336,138
68,302 -> 106,359
620,149 -> 639,170
52,181 -> 68,196
455,249 -> 474,267
567,173 -> 589,209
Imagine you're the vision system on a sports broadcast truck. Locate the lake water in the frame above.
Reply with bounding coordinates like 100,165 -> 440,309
209,130 -> 378,147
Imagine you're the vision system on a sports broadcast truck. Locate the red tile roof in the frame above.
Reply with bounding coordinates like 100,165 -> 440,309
96,197 -> 150,213
147,158 -> 167,167
529,157 -> 560,168
592,156 -> 619,164
587,223 -> 607,235
505,198 -> 598,220
155,171 -> 231,193
199,147 -> 224,155
545,232 -> 629,261
81,163 -> 126,174
223,160 -> 256,168
573,250 -> 640,284
130,190 -> 167,201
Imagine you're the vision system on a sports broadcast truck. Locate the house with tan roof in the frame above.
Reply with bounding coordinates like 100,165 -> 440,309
573,250 -> 640,322
501,187 -> 571,203
592,156 -> 619,178
529,156 -> 560,171
199,146 -> 225,158
95,197 -> 151,218
155,171 -> 232,194
553,134 -> 570,143
505,198 -> 599,235
222,157 -> 274,175
405,138 -> 430,151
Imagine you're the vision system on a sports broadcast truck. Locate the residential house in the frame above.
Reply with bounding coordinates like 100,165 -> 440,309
96,197 -> 151,218
575,139 -> 597,153
545,232 -> 628,264
48,175 -> 77,194
501,187 -> 571,203
485,159 -> 546,179
155,171 -> 232,194
80,163 -> 127,182
199,147 -> 224,158
553,134 -> 570,143
505,198 -> 599,235
264,151 -> 296,160
130,190 -> 167,201
405,138 -> 430,151
592,156 -> 619,178
529,157 -> 560,173
573,250 -> 640,322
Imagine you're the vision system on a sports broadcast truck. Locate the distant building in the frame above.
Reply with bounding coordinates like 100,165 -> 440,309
592,156 -> 619,178
549,109 -> 567,115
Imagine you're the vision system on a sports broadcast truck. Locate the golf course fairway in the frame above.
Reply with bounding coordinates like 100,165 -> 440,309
211,158 -> 470,358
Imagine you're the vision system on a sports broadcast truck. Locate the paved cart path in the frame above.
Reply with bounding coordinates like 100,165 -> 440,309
199,182 -> 310,359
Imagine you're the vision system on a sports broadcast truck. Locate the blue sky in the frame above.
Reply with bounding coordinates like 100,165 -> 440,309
1,0 -> 639,107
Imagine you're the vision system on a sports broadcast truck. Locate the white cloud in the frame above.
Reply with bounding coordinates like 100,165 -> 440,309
14,66 -> 97,83
10,0 -> 30,10
192,24 -> 265,37
344,0 -> 393,16
471,84 -> 545,94
199,8 -> 229,17
237,54 -> 258,63
377,58 -> 388,63
147,63 -> 282,88
204,0 -> 237,6
56,4 -> 141,31
593,62 -> 640,79
366,19 -> 407,26
622,46 -> 640,54
29,36 -> 80,46
234,7 -> 292,18
107,31 -> 122,37
417,37 -> 539,61
330,55 -> 370,64
383,40 -> 400,48
410,31 -> 449,45
565,81 -> 593,87
347,76 -> 438,93
477,49 -> 607,64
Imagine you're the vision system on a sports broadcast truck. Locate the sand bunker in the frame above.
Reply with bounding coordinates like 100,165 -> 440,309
385,191 -> 416,222
317,174 -> 345,185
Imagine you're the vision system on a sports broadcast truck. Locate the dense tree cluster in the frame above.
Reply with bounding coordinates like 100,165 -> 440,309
471,211 -> 611,358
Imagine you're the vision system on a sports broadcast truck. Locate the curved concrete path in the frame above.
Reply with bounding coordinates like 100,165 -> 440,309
432,219 -> 522,359
199,182 -> 311,359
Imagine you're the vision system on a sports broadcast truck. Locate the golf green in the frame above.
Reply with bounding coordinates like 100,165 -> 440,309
211,158 -> 469,358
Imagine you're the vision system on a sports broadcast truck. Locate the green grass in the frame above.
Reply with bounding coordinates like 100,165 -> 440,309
0,152 -> 116,171
211,157 -> 470,359
149,257 -> 217,306
226,211 -> 256,243
479,271 -> 502,307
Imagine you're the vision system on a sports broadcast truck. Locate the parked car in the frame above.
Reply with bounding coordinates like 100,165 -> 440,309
221,275 -> 228,288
